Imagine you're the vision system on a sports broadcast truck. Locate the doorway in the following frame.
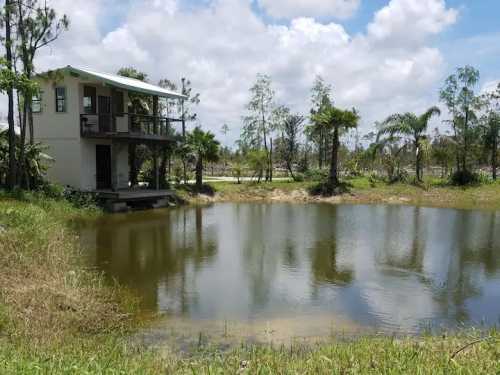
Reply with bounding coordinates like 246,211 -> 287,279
96,144 -> 112,190
98,95 -> 112,132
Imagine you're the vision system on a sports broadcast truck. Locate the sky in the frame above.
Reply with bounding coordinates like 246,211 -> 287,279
13,0 -> 500,146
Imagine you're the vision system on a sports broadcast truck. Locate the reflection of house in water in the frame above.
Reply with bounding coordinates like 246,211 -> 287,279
79,207 -> 218,313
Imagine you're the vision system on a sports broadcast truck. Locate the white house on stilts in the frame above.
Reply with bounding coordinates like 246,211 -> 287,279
32,66 -> 186,211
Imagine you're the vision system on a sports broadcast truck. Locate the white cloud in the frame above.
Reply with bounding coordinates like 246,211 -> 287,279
368,0 -> 458,47
481,80 -> 500,95
22,0 -> 460,145
258,0 -> 361,20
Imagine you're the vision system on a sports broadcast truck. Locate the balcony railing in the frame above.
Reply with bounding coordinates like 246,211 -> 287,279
80,113 -> 179,140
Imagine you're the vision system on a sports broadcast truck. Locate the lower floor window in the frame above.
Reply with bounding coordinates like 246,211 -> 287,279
32,94 -> 42,113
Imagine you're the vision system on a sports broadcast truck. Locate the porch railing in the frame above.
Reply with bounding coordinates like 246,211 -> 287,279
80,113 -> 178,138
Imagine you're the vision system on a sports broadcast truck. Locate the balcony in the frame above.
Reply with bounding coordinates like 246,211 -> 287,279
80,113 -> 181,142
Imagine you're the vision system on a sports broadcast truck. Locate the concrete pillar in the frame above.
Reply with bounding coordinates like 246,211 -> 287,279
153,95 -> 159,135
153,144 -> 159,190
111,140 -> 118,191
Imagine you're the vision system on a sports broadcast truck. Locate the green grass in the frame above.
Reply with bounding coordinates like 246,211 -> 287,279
0,191 -> 162,374
200,176 -> 500,210
164,332 -> 500,374
1,189 -> 500,373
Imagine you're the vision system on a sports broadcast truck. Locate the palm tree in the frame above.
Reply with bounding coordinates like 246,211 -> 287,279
313,101 -> 359,188
187,126 -> 220,190
379,107 -> 441,182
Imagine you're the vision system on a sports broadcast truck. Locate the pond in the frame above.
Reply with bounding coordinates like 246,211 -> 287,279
78,203 -> 500,343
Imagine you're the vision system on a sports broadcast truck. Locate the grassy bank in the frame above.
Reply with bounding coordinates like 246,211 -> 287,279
0,192 -> 163,373
191,177 -> 500,210
1,191 -> 499,373
162,332 -> 500,374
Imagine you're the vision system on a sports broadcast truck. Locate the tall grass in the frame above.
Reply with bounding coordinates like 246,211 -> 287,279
0,191 -> 161,373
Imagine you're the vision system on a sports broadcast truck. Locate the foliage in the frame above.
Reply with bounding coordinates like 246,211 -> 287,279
303,168 -> 328,182
440,65 -> 482,176
379,107 -> 441,181
246,149 -> 268,182
279,113 -> 304,180
187,126 -> 220,190
449,169 -> 479,186
479,83 -> 500,180
312,100 -> 359,188
241,74 -> 277,181
231,161 -> 243,184
0,129 -> 51,189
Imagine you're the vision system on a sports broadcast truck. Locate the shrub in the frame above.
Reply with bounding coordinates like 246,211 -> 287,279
36,182 -> 65,199
303,168 -> 328,182
308,181 -> 351,196
450,170 -> 479,186
62,189 -> 99,209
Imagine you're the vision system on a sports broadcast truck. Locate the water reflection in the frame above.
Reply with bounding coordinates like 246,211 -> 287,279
78,203 -> 500,333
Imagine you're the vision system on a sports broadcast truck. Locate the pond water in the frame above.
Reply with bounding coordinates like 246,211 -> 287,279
78,203 -> 500,342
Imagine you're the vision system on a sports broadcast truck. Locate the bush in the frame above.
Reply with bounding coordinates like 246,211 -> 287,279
36,182 -> 65,199
62,189 -> 99,209
477,170 -> 494,185
450,170 -> 479,186
303,168 -> 328,182
308,181 -> 351,196
292,173 -> 305,182
180,183 -> 216,196
368,172 -> 384,187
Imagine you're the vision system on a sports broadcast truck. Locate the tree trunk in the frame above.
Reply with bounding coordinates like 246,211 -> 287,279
196,153 -> 203,190
329,125 -> 339,187
318,129 -> 323,169
463,107 -> 470,172
286,161 -> 295,181
492,134 -> 498,181
415,139 -> 422,182
19,101 -> 28,188
269,137 -> 273,182
5,0 -> 17,190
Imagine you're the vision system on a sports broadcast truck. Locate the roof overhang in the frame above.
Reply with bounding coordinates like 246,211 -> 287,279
39,65 -> 187,100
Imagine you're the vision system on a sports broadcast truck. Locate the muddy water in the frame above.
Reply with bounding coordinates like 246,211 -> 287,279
77,203 -> 500,345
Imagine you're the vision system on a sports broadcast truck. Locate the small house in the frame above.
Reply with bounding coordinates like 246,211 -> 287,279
33,66 -> 186,194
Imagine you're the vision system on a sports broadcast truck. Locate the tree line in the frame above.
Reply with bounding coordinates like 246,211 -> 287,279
225,65 -> 499,192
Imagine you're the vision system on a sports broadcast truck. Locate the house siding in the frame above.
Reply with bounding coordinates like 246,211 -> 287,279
34,74 -> 83,188
34,72 -> 130,190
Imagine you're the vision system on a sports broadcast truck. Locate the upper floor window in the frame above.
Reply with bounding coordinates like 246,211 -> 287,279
83,86 -> 96,114
55,87 -> 66,113
32,94 -> 42,113
113,90 -> 124,116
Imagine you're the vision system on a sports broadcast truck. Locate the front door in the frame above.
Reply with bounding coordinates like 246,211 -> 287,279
96,145 -> 112,190
98,96 -> 112,132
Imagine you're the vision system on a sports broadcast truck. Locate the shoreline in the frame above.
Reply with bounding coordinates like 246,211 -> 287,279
182,177 -> 500,211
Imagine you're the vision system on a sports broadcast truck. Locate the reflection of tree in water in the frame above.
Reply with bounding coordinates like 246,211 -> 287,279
85,206 -> 218,313
282,238 -> 298,269
433,210 -> 500,324
375,207 -> 500,325
309,238 -> 353,287
308,205 -> 353,293
461,213 -> 500,277
379,206 -> 427,277
241,204 -> 283,311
